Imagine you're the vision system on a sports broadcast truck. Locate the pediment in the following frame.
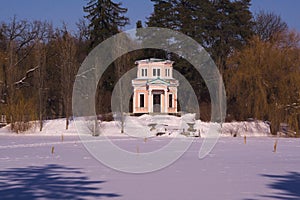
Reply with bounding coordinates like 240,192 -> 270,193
147,78 -> 170,85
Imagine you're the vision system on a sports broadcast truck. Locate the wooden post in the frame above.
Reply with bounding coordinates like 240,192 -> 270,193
273,140 -> 278,153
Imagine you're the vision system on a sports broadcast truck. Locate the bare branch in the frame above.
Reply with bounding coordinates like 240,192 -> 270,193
14,65 -> 39,88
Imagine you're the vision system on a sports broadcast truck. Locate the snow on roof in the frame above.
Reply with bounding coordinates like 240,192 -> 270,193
135,58 -> 174,65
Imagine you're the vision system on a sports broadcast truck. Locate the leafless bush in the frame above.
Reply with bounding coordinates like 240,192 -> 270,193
7,94 -> 37,133
11,121 -> 34,133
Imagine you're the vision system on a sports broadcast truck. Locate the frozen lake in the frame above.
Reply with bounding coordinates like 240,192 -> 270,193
0,135 -> 300,200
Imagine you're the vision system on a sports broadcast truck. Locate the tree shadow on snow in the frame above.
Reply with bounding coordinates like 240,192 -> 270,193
0,164 -> 121,200
244,172 -> 300,200
260,172 -> 300,200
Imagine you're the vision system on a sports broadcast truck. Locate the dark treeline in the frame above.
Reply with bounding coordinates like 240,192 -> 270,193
0,0 -> 299,134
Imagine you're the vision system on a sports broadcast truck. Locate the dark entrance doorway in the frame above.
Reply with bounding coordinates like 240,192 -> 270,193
153,94 -> 161,113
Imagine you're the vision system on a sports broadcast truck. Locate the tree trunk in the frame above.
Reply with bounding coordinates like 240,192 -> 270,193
66,115 -> 69,130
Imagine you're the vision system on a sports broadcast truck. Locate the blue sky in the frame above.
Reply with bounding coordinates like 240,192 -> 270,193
0,0 -> 299,32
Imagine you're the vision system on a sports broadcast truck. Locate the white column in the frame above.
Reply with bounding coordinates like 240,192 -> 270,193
175,88 -> 178,113
164,89 -> 168,113
148,89 -> 152,113
133,89 -> 136,113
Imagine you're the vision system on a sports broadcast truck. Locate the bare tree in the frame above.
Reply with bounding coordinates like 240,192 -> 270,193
0,18 -> 39,123
56,27 -> 78,130
226,30 -> 300,134
35,39 -> 47,131
253,10 -> 288,41
0,17 -> 52,131
76,18 -> 89,43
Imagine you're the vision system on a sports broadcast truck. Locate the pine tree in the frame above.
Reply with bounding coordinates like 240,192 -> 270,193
84,0 -> 129,116
136,20 -> 143,29
147,0 -> 253,71
84,0 -> 129,48
147,0 -> 178,29
206,0 -> 253,71
146,0 -> 253,120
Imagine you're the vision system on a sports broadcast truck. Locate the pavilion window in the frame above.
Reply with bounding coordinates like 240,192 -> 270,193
153,68 -> 161,77
169,94 -> 173,108
165,69 -> 170,77
140,94 -> 145,108
141,69 -> 147,77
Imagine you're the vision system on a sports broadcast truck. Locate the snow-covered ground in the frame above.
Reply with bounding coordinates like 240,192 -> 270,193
2,115 -> 298,200
0,134 -> 300,200
0,114 -> 271,137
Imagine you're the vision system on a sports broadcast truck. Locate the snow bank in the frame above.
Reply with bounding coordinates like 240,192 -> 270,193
0,119 -> 78,136
195,120 -> 271,137
222,121 -> 271,137
0,114 -> 271,137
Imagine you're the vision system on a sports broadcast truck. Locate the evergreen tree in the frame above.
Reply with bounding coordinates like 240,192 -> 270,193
84,0 -> 129,48
146,0 -> 253,120
147,0 -> 253,71
136,20 -> 143,29
84,0 -> 129,115
135,20 -> 144,40
147,0 -> 178,29
205,0 -> 253,71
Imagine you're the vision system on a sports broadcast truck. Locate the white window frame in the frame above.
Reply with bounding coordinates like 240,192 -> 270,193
152,67 -> 161,78
165,68 -> 170,77
141,68 -> 147,77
